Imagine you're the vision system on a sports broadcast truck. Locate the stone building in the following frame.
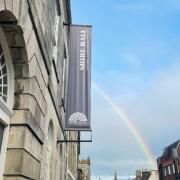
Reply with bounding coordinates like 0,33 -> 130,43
157,140 -> 180,180
0,0 -> 82,179
78,158 -> 91,180
114,172 -> 118,180
135,170 -> 159,180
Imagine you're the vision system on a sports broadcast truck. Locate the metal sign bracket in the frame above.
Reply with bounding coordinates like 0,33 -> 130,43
57,130 -> 92,143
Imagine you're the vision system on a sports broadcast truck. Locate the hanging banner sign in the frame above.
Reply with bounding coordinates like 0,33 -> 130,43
65,25 -> 92,130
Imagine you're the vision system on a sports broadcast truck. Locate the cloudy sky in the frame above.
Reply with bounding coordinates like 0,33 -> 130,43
71,0 -> 180,179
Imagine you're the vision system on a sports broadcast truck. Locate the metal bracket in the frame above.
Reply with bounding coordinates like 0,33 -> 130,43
64,129 -> 92,132
63,22 -> 70,26
57,139 -> 92,143
63,23 -> 92,27
60,98 -> 66,112
57,130 -> 92,143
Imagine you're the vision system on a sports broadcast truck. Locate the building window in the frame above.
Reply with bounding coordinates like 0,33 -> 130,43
52,8 -> 60,65
168,166 -> 171,175
61,46 -> 67,104
177,162 -> 180,173
0,25 -> 14,179
172,164 -> 175,174
164,167 -> 167,176
0,45 -> 7,102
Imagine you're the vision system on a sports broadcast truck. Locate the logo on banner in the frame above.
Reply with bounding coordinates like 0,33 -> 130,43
69,112 -> 88,124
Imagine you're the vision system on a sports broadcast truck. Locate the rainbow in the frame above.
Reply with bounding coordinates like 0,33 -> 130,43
92,82 -> 157,170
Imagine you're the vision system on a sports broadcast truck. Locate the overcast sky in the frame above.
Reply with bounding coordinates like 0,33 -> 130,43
71,0 -> 180,179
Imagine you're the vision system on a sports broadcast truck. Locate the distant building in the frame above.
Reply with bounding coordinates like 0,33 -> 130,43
135,170 -> 159,180
78,158 -> 91,180
136,170 -> 142,180
114,171 -> 118,180
157,140 -> 180,180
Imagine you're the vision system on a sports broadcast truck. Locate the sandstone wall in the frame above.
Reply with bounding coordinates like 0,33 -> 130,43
0,0 -> 75,180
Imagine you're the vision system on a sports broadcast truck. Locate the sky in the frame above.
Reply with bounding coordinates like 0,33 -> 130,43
71,0 -> 180,179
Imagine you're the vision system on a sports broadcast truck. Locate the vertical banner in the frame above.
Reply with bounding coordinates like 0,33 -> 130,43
65,25 -> 92,130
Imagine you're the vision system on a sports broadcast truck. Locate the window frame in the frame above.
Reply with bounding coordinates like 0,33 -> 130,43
0,27 -> 14,113
0,26 -> 14,177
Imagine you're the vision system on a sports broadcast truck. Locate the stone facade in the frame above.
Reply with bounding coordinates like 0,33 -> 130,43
157,140 -> 180,180
78,158 -> 90,180
0,0 -> 80,180
135,170 -> 159,180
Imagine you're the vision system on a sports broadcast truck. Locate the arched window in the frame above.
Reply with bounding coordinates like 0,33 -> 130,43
0,29 -> 14,111
0,44 -> 8,102
0,25 -> 14,178
0,26 -> 14,120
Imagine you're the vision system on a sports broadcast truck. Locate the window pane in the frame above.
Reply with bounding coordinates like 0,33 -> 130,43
3,76 -> 7,84
2,96 -> 7,102
3,86 -> 7,95
1,56 -> 5,65
164,167 -> 166,176
0,45 -> 8,103
0,123 -> 4,152
173,164 -> 175,174
2,66 -> 6,75
168,166 -> 171,175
